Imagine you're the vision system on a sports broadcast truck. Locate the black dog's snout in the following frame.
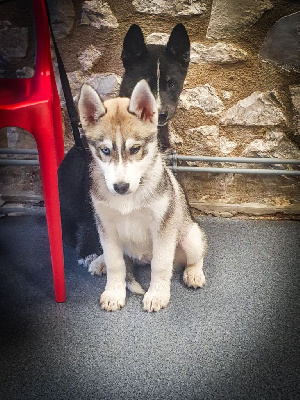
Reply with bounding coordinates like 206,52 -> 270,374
113,182 -> 129,195
158,111 -> 168,126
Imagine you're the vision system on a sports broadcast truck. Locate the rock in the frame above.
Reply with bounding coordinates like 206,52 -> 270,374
0,21 -> 28,60
146,34 -> 248,64
192,202 -> 300,217
179,84 -> 225,116
174,0 -> 207,16
88,73 -> 122,100
191,125 -> 219,152
222,91 -> 232,100
260,12 -> 300,73
47,0 -> 75,39
242,129 -> 300,159
191,42 -> 247,64
207,0 -> 273,39
220,91 -> 286,126
170,131 -> 183,146
219,136 -> 237,154
146,32 -> 169,45
290,85 -> 300,135
169,122 -> 183,146
53,62 -> 63,104
133,0 -> 173,16
7,127 -> 19,148
64,70 -> 83,102
16,67 -> 34,78
7,127 -> 36,149
81,1 -> 119,29
186,125 -> 219,154
66,70 -> 122,103
188,125 -> 219,142
132,0 -> 207,17
77,45 -> 102,72
187,125 -> 237,154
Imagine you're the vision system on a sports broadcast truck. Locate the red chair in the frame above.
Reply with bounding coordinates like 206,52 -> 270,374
0,0 -> 66,302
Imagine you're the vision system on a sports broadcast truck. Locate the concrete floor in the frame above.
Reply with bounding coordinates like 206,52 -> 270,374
0,214 -> 299,400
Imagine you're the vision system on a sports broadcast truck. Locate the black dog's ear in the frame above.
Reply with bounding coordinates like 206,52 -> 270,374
121,24 -> 148,68
166,23 -> 190,67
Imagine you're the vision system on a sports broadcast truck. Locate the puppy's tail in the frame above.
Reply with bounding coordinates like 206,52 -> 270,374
127,275 -> 145,294
127,278 -> 145,295
126,263 -> 145,295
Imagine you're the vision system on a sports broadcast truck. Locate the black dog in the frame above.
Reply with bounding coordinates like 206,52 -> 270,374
120,23 -> 190,149
58,24 -> 190,264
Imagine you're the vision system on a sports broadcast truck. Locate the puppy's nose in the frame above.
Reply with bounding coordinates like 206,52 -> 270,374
158,111 -> 168,126
113,182 -> 129,195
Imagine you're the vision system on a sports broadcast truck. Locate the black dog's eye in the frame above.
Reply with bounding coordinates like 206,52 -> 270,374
130,145 -> 141,155
167,79 -> 176,88
101,147 -> 111,156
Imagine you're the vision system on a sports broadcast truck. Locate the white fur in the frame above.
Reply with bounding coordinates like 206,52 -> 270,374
156,59 -> 162,111
78,80 -> 207,312
93,145 -> 163,215
89,253 -> 145,295
91,150 -> 206,312
88,254 -> 106,275
93,136 -> 158,197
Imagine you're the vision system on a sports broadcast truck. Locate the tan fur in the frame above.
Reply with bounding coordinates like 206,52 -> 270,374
85,97 -> 156,143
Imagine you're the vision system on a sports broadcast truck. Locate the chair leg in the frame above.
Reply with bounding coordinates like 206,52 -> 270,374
51,71 -> 65,167
35,122 -> 66,302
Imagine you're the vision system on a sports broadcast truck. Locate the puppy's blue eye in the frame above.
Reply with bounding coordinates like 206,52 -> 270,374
101,147 -> 110,156
130,145 -> 141,155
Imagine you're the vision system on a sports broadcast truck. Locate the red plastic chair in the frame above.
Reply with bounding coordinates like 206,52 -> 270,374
0,0 -> 66,302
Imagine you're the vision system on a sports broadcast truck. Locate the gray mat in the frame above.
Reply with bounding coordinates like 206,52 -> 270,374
0,215 -> 299,400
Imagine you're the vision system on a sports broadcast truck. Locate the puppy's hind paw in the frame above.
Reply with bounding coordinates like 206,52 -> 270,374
100,289 -> 126,311
78,253 -> 99,268
89,254 -> 106,275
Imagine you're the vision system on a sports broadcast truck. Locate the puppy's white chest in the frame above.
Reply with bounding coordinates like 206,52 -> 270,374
116,210 -> 153,260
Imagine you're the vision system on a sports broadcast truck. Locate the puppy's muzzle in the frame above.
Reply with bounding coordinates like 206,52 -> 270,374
113,182 -> 130,195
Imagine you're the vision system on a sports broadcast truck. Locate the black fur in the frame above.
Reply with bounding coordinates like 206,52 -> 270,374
120,23 -> 190,145
58,146 -> 100,261
58,24 -> 190,261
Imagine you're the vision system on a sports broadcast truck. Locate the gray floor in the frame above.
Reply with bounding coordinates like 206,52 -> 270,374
0,214 -> 299,400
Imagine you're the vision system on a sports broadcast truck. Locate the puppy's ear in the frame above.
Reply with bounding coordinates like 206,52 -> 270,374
78,84 -> 106,128
121,24 -> 148,68
166,23 -> 190,67
129,79 -> 158,125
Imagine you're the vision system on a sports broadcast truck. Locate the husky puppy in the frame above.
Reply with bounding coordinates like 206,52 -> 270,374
78,80 -> 206,312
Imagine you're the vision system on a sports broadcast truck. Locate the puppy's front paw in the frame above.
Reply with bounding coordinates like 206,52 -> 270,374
143,288 -> 170,312
100,289 -> 126,311
184,264 -> 206,288
89,254 -> 106,275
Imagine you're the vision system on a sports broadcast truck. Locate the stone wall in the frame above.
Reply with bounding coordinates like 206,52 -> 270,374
0,0 -> 300,216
